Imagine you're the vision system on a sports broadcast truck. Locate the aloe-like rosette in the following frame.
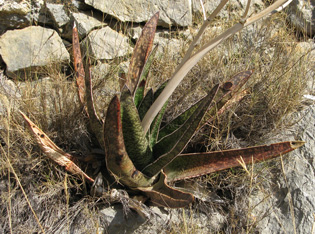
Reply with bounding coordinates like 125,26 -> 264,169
21,1 -> 305,208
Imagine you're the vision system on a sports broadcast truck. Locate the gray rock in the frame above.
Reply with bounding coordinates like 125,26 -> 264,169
84,0 -> 192,27
63,12 -> 106,40
71,0 -> 92,11
45,3 -> 70,29
84,26 -> 132,61
127,25 -> 143,40
250,104 -> 315,233
192,0 -> 265,19
154,33 -> 183,59
296,41 -> 315,94
0,0 -> 44,34
0,26 -> 70,78
0,70 -> 20,129
288,0 -> 315,37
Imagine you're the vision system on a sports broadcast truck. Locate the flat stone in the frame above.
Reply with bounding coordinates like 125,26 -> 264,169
84,26 -> 132,61
63,12 -> 106,40
192,0 -> 265,19
45,3 -> 70,28
0,26 -> 70,78
84,0 -> 192,27
0,0 -> 44,34
250,105 -> 315,233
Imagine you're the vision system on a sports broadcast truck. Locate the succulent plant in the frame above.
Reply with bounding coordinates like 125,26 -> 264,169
20,0 -> 304,208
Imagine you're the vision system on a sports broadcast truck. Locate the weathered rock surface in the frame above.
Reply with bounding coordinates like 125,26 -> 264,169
0,70 -> 20,128
44,3 -> 70,29
84,0 -> 192,27
250,104 -> 315,233
0,26 -> 70,78
84,26 -> 132,61
0,0 -> 43,34
192,0 -> 265,18
63,12 -> 106,40
288,0 -> 314,37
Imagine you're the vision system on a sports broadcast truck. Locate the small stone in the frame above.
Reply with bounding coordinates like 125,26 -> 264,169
0,26 -> 70,78
45,3 -> 70,28
84,26 -> 133,61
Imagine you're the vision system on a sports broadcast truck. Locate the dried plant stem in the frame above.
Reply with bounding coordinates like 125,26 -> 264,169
176,0 -> 229,70
242,0 -> 252,19
141,23 -> 243,133
5,154 -> 46,233
4,109 -> 13,234
141,0 -> 290,134
199,0 -> 206,21
7,168 -> 12,234
3,108 -> 45,233
64,174 -> 70,234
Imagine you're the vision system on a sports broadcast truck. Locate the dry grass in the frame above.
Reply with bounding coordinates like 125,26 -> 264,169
0,8 -> 313,234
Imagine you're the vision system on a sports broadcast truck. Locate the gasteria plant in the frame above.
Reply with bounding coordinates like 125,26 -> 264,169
20,0 -> 304,208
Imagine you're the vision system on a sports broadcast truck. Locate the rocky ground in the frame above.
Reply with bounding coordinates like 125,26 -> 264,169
0,0 -> 314,233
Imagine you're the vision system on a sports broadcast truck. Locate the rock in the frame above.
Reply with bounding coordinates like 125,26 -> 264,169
127,25 -> 143,40
84,26 -> 132,61
154,32 -> 183,59
0,70 -> 20,129
192,0 -> 265,19
84,0 -> 192,27
0,0 -> 44,34
296,41 -> 315,95
250,104 -> 315,233
0,26 -> 70,78
63,12 -> 106,40
71,0 -> 92,11
288,0 -> 315,37
44,3 -> 70,29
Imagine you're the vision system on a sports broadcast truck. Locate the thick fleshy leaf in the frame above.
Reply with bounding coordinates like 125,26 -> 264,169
20,111 -> 94,183
148,100 -> 168,148
84,60 -> 103,146
141,84 -> 220,177
138,44 -> 159,82
138,171 -> 194,208
148,80 -> 170,147
159,70 -> 253,139
134,79 -> 146,108
200,70 -> 253,128
72,23 -> 85,106
164,141 -> 305,182
104,96 -> 155,188
134,45 -> 159,108
158,99 -> 202,140
120,89 -> 153,171
126,12 -> 159,95
138,88 -> 154,120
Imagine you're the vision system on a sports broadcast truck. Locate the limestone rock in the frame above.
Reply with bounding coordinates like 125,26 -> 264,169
45,3 -> 70,29
192,0 -> 265,19
63,12 -> 106,40
84,0 -> 192,27
84,26 -> 132,61
288,0 -> 314,37
0,70 -> 20,129
154,31 -> 184,59
71,0 -> 92,11
250,104 -> 315,233
0,26 -> 70,78
0,0 -> 43,34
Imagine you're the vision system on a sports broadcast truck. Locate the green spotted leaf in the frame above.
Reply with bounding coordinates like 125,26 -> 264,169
120,89 -> 153,171
141,84 -> 220,177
